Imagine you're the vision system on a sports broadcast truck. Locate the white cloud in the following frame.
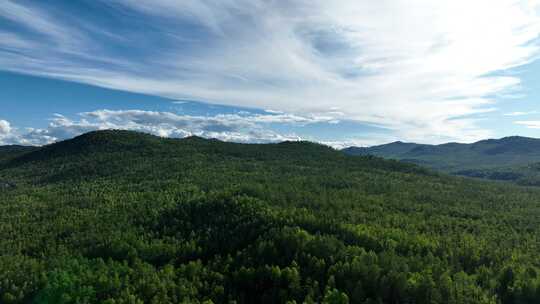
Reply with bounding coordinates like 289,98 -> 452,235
1,1 -> 540,143
321,138 -> 394,150
0,120 -> 10,133
504,111 -> 539,116
0,119 -> 17,145
1,109 -> 489,148
5,110 -> 340,146
0,120 -> 11,136
515,120 -> 540,129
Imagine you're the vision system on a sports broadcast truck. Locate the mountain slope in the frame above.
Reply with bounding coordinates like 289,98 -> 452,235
1,130 -> 540,303
0,145 -> 38,161
343,136 -> 540,182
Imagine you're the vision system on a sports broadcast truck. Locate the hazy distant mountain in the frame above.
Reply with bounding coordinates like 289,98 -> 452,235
343,136 -> 540,185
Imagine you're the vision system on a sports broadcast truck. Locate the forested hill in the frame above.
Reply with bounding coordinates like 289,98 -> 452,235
342,136 -> 540,185
0,145 -> 38,162
1,130 -> 540,303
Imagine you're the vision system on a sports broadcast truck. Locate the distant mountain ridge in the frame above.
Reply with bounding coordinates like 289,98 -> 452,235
343,136 -> 540,185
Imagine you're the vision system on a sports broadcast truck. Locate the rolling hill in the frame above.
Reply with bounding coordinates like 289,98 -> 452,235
0,145 -> 38,162
1,130 -> 540,303
343,136 -> 540,185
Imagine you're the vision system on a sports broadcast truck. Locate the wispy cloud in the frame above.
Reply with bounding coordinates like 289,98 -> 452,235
504,111 -> 539,116
1,0 -> 540,143
514,120 -> 540,129
0,0 -> 87,51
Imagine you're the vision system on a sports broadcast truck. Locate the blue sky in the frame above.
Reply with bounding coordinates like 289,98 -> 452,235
1,0 -> 540,147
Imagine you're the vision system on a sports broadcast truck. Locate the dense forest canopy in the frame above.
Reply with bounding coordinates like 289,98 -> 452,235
1,130 -> 540,303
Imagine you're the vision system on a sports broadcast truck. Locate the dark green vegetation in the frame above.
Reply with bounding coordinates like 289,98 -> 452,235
0,145 -> 37,162
343,136 -> 540,185
2,130 -> 540,303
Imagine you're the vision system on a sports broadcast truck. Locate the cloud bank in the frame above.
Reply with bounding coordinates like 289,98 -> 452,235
0,110 -> 343,146
1,0 -> 540,142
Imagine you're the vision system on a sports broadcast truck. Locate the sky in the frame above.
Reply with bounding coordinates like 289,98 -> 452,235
1,0 -> 540,147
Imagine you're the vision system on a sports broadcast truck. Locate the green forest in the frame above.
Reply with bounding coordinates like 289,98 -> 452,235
1,130 -> 540,303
